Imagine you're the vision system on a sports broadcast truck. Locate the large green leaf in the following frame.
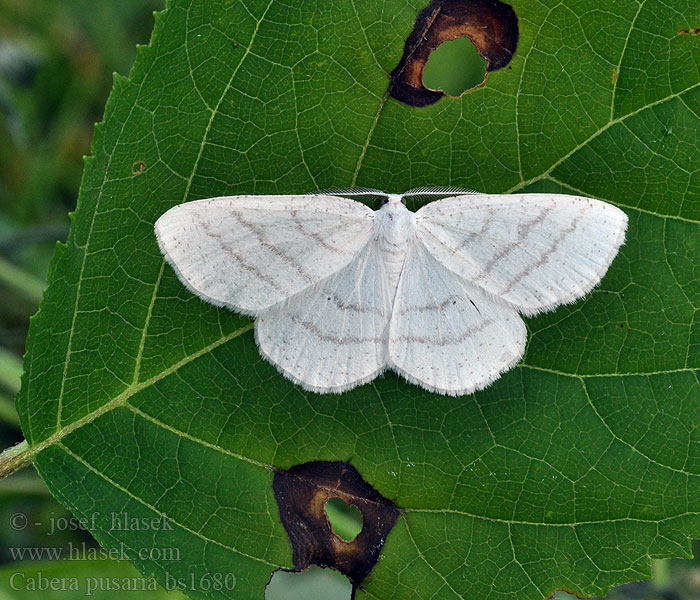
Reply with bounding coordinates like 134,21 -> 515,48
12,0 -> 700,598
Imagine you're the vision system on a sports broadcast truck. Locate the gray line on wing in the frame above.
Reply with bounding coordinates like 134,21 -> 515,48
289,210 -> 355,256
196,215 -> 285,294
230,210 -> 316,284
397,294 -> 468,314
287,314 -> 382,344
418,223 -> 490,279
501,208 -> 586,296
321,291 -> 386,316
453,206 -> 498,253
419,207 -> 554,293
394,318 -> 495,345
473,206 -> 551,284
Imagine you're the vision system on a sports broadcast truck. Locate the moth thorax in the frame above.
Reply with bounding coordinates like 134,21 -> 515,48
377,203 -> 414,254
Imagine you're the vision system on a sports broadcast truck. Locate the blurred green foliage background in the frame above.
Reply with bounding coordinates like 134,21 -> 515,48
0,1 -> 698,598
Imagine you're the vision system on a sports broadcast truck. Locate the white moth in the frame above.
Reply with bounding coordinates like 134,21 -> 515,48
154,188 -> 627,396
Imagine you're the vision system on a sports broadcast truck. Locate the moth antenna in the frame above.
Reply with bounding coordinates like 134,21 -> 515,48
315,187 -> 389,199
402,186 -> 480,197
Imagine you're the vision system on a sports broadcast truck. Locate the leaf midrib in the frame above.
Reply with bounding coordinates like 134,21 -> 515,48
46,390 -> 700,534
54,440 -> 280,567
25,323 -> 255,468
32,351 -> 700,526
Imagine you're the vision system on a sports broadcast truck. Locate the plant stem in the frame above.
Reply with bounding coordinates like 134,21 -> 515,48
0,440 -> 31,479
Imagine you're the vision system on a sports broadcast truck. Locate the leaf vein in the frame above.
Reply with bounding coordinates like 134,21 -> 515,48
56,442 -> 280,567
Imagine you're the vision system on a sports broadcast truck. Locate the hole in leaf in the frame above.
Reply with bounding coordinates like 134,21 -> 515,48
389,0 -> 519,107
422,36 -> 487,96
272,460 -> 399,588
265,566 -> 352,600
325,497 -> 363,541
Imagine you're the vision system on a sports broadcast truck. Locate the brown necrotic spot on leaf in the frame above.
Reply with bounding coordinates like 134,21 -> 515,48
132,160 -> 146,175
273,460 -> 399,588
389,0 -> 519,107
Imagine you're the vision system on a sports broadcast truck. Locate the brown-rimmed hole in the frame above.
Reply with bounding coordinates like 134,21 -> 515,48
273,460 -> 399,588
389,0 -> 519,107
422,36 -> 488,96
325,497 -> 363,542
